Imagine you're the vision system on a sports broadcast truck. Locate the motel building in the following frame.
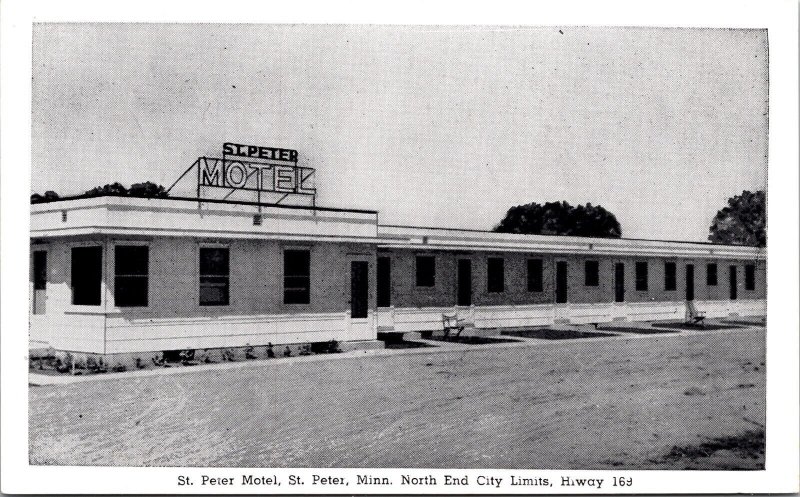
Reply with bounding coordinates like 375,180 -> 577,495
29,144 -> 766,365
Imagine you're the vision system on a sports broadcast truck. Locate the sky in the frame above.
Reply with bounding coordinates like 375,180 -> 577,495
31,24 -> 768,241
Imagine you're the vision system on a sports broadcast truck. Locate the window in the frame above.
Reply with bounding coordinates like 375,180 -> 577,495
377,257 -> 391,307
115,245 -> 149,307
199,247 -> 229,306
284,249 -> 310,304
745,264 -> 756,291
527,259 -> 543,292
584,260 -> 599,286
706,263 -> 718,286
729,265 -> 738,300
71,246 -> 102,305
33,251 -> 47,291
32,251 -> 47,315
635,261 -> 648,291
415,255 -> 435,287
664,262 -> 676,291
487,258 -> 504,293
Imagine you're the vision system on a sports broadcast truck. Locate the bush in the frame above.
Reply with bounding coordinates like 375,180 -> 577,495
310,340 -> 341,354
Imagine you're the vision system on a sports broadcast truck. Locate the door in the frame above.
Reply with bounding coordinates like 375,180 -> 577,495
685,264 -> 695,301
376,257 -> 391,307
555,261 -> 568,304
350,261 -> 369,319
614,263 -> 625,303
33,250 -> 47,314
457,259 -> 472,306
729,265 -> 738,300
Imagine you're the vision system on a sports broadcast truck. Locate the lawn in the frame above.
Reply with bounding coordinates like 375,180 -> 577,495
29,328 -> 765,469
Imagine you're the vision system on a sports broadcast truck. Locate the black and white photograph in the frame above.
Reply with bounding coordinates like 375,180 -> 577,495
2,0 -> 798,494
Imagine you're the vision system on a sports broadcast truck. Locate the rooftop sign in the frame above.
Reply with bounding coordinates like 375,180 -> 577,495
195,143 -> 316,201
222,142 -> 299,162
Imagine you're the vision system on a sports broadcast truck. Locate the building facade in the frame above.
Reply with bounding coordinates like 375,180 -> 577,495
30,195 -> 766,360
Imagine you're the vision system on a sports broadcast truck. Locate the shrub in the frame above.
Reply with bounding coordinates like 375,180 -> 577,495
112,363 -> 126,372
178,349 -> 195,364
245,345 -> 257,360
283,346 -> 292,357
299,344 -> 312,356
221,349 -> 235,362
55,355 -> 71,374
134,357 -> 145,369
267,343 -> 275,358
310,340 -> 341,354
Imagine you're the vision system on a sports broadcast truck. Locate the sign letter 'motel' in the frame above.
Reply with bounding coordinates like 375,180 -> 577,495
199,143 -> 315,197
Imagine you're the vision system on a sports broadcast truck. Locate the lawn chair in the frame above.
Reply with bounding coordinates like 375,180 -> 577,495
442,313 -> 466,339
685,301 -> 706,327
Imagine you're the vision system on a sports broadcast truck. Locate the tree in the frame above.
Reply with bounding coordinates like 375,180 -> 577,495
128,181 -> 168,198
30,191 -> 60,204
31,181 -> 170,203
84,182 -> 128,197
708,190 -> 766,247
494,201 -> 622,238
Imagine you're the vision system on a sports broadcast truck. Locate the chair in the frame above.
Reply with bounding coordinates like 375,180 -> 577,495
442,313 -> 466,338
686,301 -> 706,327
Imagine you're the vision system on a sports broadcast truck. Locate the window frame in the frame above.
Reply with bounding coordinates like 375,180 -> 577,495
635,261 -> 649,292
415,255 -> 436,288
487,257 -> 505,293
198,244 -> 231,307
283,248 -> 311,305
113,243 -> 150,308
584,260 -> 600,287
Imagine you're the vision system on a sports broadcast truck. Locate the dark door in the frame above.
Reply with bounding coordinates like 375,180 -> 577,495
377,257 -> 391,307
729,266 -> 738,300
33,250 -> 47,314
555,261 -> 568,304
685,264 -> 695,301
614,263 -> 625,302
350,261 -> 369,318
457,259 -> 472,306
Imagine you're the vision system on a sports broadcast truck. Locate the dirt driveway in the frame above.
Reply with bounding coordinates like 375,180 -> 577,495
29,328 -> 765,468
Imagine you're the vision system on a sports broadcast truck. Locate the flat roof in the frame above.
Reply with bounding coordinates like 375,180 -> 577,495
30,196 -> 765,259
31,193 -> 378,215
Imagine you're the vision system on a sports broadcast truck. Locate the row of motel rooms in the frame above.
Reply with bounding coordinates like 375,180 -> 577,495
35,244 -> 760,309
29,196 -> 765,355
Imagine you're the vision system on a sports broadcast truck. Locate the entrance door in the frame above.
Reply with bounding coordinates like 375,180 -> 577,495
350,261 -> 369,318
685,264 -> 695,301
729,266 -> 738,300
457,259 -> 472,306
614,263 -> 625,303
376,257 -> 391,308
33,250 -> 47,314
555,261 -> 568,304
